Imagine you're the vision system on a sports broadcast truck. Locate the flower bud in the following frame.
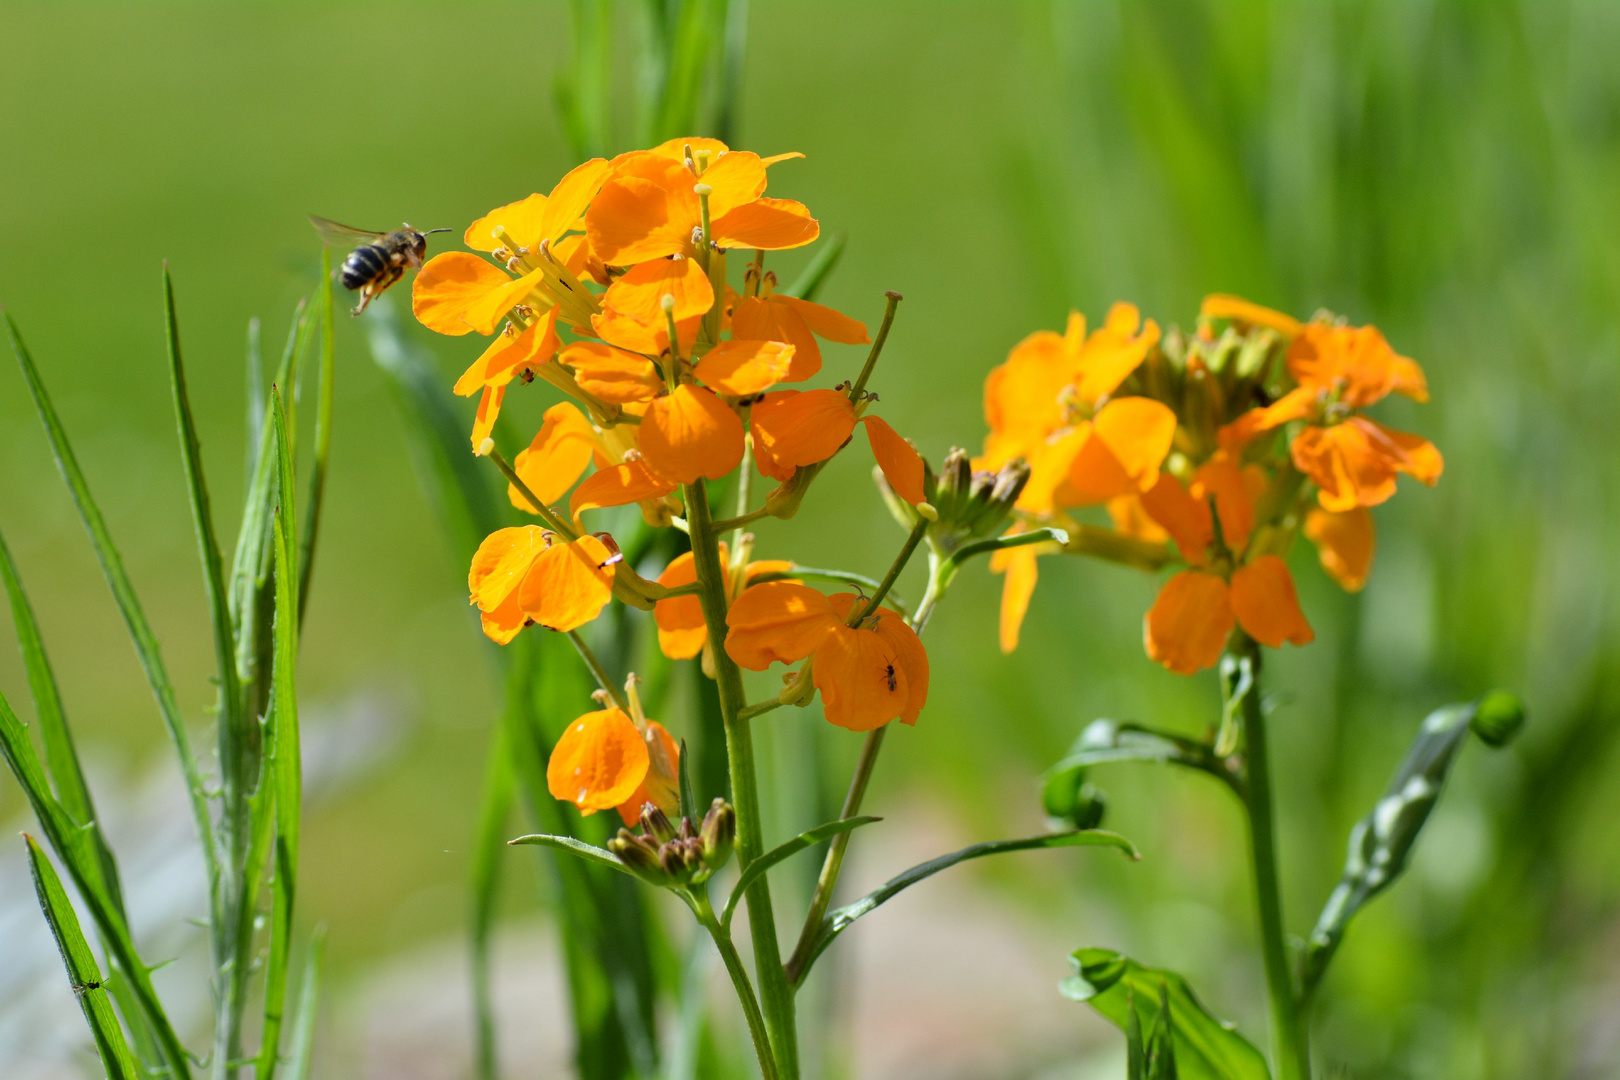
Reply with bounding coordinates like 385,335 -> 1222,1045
1470,690 -> 1526,748
640,803 -> 677,844
700,798 -> 736,873
608,829 -> 668,884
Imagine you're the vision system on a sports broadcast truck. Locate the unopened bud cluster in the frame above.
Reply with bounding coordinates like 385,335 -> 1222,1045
608,798 -> 735,887
877,448 -> 1031,555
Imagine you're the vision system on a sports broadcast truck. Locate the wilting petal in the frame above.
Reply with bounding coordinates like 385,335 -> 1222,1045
724,581 -> 840,669
1191,457 -> 1255,554
614,720 -> 681,825
602,257 -> 714,326
759,151 -> 806,167
1304,505 -> 1374,592
991,543 -> 1040,654
546,708 -> 649,814
540,158 -> 611,244
1139,474 -> 1214,565
1230,555 -> 1315,649
510,402 -> 596,509
1063,397 -> 1176,505
653,550 -> 709,660
712,198 -> 820,251
471,384 -> 506,450
516,534 -> 616,632
468,525 -> 548,612
1199,294 -> 1302,338
564,342 -> 663,404
1144,571 -> 1234,676
749,389 -> 858,482
465,193 -> 547,253
861,416 -> 926,505
694,150 -> 767,218
413,252 -> 515,336
828,594 -> 928,725
693,339 -> 796,395
569,458 -> 677,526
1072,303 -> 1161,402
812,623 -> 907,731
640,385 -> 746,483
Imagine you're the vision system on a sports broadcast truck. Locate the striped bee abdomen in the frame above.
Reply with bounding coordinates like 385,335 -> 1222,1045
341,244 -> 390,290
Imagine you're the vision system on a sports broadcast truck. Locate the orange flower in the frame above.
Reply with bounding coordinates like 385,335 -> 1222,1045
749,389 -> 858,481
468,526 -> 617,643
639,385 -> 746,483
1144,556 -> 1314,675
546,705 -> 680,825
1220,321 -> 1441,511
724,582 -> 928,731
1199,294 -> 1302,339
1303,505 -> 1374,592
568,457 -> 678,527
507,402 -> 599,510
586,142 -> 819,266
653,543 -> 792,659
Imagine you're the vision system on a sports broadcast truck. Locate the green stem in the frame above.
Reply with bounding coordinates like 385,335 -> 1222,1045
848,517 -> 927,626
691,889 -> 780,1080
682,478 -> 799,1079
847,292 -> 902,401
1224,634 -> 1309,1080
566,630 -> 624,709
710,506 -> 772,534
486,448 -> 577,539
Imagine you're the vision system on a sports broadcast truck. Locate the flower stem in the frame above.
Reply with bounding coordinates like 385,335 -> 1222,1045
847,292 -> 902,401
486,448 -> 577,539
1224,633 -> 1309,1080
848,517 -> 927,626
682,477 -> 799,1079
566,630 -> 624,709
691,889 -> 780,1080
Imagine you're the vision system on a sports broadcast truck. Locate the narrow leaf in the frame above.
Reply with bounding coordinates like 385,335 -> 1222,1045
297,246 -> 337,624
1047,719 -> 1242,797
244,316 -> 264,489
25,835 -> 139,1080
509,832 -> 638,877
721,816 -> 880,929
8,312 -> 215,874
782,232 -> 846,301
1060,948 -> 1268,1080
282,926 -> 326,1080
797,830 -> 1137,981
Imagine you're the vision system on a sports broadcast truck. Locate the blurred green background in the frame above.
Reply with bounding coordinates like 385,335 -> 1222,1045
4,2 -> 1619,1077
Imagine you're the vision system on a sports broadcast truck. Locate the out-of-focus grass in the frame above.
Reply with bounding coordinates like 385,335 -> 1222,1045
2,2 -> 1618,1076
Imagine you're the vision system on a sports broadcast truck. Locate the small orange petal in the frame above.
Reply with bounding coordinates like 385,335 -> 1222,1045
978,327 -> 1081,471
1144,571 -> 1234,676
1014,426 -> 1089,513
861,416 -> 926,505
1303,505 -> 1375,592
723,581 -> 840,670
732,296 -> 822,380
749,389 -> 857,482
639,385 -> 746,483
827,595 -> 928,724
510,402 -> 597,509
774,295 -> 868,344
1200,294 -> 1302,338
601,257 -> 714,326
1106,494 -> 1169,543
469,525 -> 548,612
591,309 -> 702,356
465,193 -> 547,253
563,342 -> 663,404
516,534 -> 616,632
1230,555 -> 1315,649
471,384 -> 506,450
486,309 -> 562,391
568,458 -> 678,526
412,252 -> 515,336
1072,304 -> 1161,402
991,544 -> 1039,653
546,707 -> 649,814
812,623 -> 907,731
711,198 -> 820,251
653,550 -> 709,660
1292,423 -> 1397,511
1356,417 -> 1443,486
693,150 -> 767,218
1139,473 -> 1214,565
614,719 -> 681,825
693,339 -> 796,395
460,267 -> 548,336
1063,397 -> 1176,505
1192,457 -> 1256,554
540,158 -> 611,244
586,166 -> 696,265
645,136 -> 732,161
1219,386 -> 1317,450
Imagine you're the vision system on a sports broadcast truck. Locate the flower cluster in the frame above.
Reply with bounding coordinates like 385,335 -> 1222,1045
415,138 -> 933,820
981,295 -> 1442,675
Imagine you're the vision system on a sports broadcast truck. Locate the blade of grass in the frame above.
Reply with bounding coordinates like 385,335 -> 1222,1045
297,247 -> 336,625
244,316 -> 264,490
24,835 -> 140,1080
0,689 -> 192,1079
558,0 -> 613,158
282,926 -> 326,1080
781,232 -> 845,301
259,389 -> 303,1080
7,312 -> 216,889
0,526 -> 124,913
470,721 -> 516,1080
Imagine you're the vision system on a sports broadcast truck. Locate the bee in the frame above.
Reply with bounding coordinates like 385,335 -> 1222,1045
308,216 -> 452,315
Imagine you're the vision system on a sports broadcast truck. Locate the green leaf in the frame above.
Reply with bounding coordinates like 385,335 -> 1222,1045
297,247 -> 337,624
281,926 -> 326,1080
1060,948 -> 1269,1080
1301,694 -> 1526,996
782,232 -> 846,301
7,311 -> 216,878
796,830 -> 1137,982
1047,719 -> 1242,797
720,816 -> 880,930
24,835 -> 140,1080
0,526 -> 124,914
259,389 -> 304,1080
244,316 -> 265,491
509,832 -> 638,876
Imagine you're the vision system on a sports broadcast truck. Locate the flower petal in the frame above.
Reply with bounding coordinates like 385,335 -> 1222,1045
601,257 -> 714,326
1230,555 -> 1315,648
540,158 -> 611,245
1303,505 -> 1375,592
586,163 -> 697,265
510,402 -> 597,509
640,385 -> 746,483
775,295 -> 868,344
1144,571 -> 1234,676
653,550 -> 709,660
861,415 -> 926,505
412,252 -> 515,336
749,389 -> 857,482
465,193 -> 547,253
1219,386 -> 1317,450
569,458 -> 678,526
1072,303 -> 1161,402
978,323 -> 1085,471
812,623 -> 907,731
693,339 -> 796,395
563,342 -> 663,404
829,596 -> 929,726
694,150 -> 767,218
723,581 -> 840,670
1292,423 -> 1398,511
469,525 -> 548,612
614,719 -> 681,825
516,534 -> 616,632
471,384 -> 506,450
712,198 -> 820,251
1199,294 -> 1301,338
1063,397 -> 1176,505
1191,457 -> 1255,554
1139,474 -> 1213,565
459,267 -> 548,335
546,707 -> 649,814
455,309 -> 562,397
991,543 -> 1039,653
732,296 -> 823,380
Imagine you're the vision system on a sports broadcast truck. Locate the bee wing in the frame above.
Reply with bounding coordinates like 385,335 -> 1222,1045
308,215 -> 388,247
